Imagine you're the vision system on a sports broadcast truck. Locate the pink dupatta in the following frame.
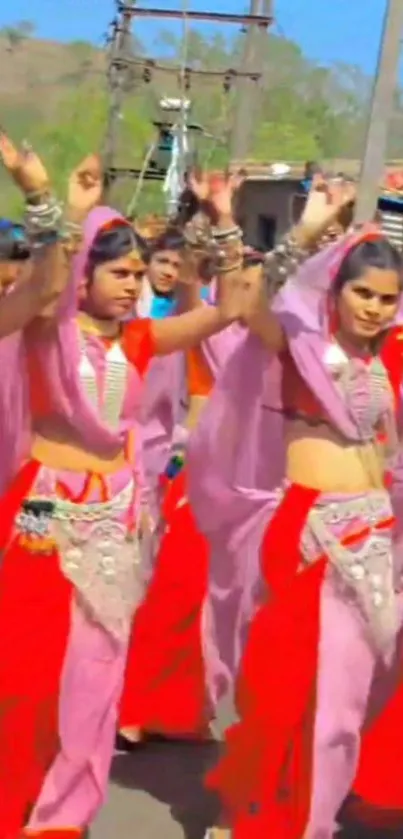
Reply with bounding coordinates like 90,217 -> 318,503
187,230 -> 403,700
0,207 -> 149,495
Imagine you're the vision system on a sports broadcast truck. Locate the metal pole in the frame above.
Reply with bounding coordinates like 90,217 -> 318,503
230,0 -> 272,161
103,0 -> 136,198
355,0 -> 403,224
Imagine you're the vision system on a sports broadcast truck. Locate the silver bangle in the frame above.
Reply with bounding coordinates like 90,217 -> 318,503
211,225 -> 242,241
263,233 -> 310,293
60,219 -> 82,239
24,195 -> 64,237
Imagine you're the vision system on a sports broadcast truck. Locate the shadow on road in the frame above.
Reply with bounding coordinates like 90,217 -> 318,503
111,742 -> 403,839
111,739 -> 222,839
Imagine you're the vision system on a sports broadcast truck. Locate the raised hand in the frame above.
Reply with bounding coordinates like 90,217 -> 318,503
67,154 -> 103,221
186,167 -> 244,224
207,169 -> 244,222
186,168 -> 210,203
299,175 -> 356,246
0,133 -> 50,196
327,178 -> 356,214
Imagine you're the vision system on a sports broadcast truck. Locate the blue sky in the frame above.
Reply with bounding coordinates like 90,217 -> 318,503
0,0 -> 395,77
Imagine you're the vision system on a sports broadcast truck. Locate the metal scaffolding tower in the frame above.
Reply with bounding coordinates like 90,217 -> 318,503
102,0 -> 273,200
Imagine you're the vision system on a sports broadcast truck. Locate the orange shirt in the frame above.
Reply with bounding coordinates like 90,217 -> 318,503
186,346 -> 214,397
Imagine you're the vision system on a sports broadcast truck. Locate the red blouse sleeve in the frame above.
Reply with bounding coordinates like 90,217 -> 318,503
121,318 -> 156,377
380,325 -> 403,414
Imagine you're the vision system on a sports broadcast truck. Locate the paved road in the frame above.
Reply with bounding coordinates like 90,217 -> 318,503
92,738 -> 401,839
92,739 -> 221,839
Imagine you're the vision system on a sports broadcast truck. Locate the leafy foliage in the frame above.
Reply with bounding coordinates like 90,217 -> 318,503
0,21 -> 399,217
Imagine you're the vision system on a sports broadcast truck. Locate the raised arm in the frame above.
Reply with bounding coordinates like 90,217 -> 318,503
36,154 -> 103,320
0,133 -> 69,335
240,262 -> 286,353
242,177 -> 357,353
151,305 -> 230,355
149,171 -> 244,354
0,133 -> 101,335
0,242 -> 67,338
175,168 -> 244,313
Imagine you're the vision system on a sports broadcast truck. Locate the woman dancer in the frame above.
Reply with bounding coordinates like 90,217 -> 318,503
118,175 -> 240,745
118,338 -> 217,744
0,137 -> 107,839
0,135 -> 241,839
188,223 -> 403,839
119,175 -> 359,747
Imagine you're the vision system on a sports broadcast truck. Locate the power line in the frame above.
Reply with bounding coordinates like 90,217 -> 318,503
102,0 -> 272,201
110,56 -> 262,81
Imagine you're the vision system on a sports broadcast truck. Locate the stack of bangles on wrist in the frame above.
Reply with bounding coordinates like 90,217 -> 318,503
263,231 -> 311,294
183,216 -> 244,274
211,224 -> 243,274
183,215 -> 212,263
24,192 -> 82,255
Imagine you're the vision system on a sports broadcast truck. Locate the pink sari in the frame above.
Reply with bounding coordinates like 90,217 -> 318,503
0,207 -> 162,839
187,231 -> 403,837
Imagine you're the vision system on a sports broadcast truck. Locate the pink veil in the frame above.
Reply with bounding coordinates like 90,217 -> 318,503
0,206 -> 146,493
187,231 -> 403,699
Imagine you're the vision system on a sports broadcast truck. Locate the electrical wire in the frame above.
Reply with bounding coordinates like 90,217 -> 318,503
111,55 -> 260,79
126,138 -> 158,217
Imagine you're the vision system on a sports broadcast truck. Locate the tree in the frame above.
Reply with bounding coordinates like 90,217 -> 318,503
1,19 -> 35,51
1,21 -> 403,217
2,26 -> 25,51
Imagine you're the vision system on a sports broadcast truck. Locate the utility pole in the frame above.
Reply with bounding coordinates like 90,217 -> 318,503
355,0 -> 403,224
103,0 -> 136,199
102,1 -> 273,203
230,0 -> 272,161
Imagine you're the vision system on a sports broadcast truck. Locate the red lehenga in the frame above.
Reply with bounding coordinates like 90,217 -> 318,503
119,346 -> 213,738
195,321 -> 403,839
119,470 -> 210,737
339,327 -> 403,831
0,458 -> 73,838
0,314 -> 155,839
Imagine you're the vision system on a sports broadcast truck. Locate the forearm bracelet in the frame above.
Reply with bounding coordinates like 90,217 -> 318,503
213,227 -> 243,274
24,194 -> 64,237
263,231 -> 310,294
25,192 -> 82,255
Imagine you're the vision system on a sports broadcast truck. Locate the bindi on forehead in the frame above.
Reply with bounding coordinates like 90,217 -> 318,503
110,253 -> 146,273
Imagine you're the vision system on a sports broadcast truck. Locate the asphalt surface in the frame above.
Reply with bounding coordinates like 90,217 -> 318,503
92,738 -> 222,839
92,737 -> 403,839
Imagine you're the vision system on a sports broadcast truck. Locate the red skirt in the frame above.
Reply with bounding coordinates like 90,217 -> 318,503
0,461 -> 72,839
119,470 -> 210,737
205,483 -> 403,837
205,483 -> 326,839
343,680 -> 403,829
